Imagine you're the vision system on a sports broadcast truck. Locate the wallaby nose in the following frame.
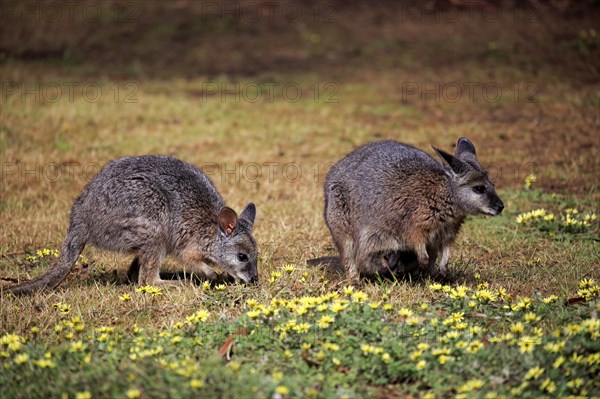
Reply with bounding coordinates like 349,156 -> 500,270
496,202 -> 505,214
249,275 -> 258,284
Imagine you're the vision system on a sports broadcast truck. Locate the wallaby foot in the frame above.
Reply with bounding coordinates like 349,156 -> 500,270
437,246 -> 451,276
415,245 -> 430,273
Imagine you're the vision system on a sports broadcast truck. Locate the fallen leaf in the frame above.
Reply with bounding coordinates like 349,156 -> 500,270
567,297 -> 585,305
218,337 -> 235,360
217,328 -> 249,360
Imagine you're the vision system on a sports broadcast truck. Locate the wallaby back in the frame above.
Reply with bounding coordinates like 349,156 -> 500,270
3,156 -> 258,295
324,138 -> 503,279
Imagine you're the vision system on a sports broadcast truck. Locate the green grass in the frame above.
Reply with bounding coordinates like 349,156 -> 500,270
1,280 -> 599,398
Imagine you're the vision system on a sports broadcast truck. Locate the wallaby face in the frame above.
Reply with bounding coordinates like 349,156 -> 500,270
324,137 -> 503,280
434,138 -> 504,217
216,204 -> 259,284
3,156 -> 260,295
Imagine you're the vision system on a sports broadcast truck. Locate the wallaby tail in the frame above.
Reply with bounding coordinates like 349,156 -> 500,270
2,232 -> 85,296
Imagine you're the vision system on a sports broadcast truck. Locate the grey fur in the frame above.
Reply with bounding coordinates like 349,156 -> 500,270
4,156 -> 258,295
324,137 -> 504,279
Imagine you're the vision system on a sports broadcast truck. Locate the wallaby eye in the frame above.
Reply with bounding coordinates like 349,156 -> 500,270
237,253 -> 249,262
473,185 -> 486,194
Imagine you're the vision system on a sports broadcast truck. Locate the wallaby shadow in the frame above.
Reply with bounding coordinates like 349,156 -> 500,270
307,252 -> 465,285
123,258 -> 234,286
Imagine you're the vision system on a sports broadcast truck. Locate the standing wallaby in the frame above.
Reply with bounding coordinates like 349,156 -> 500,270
324,137 -> 504,279
3,155 -> 258,295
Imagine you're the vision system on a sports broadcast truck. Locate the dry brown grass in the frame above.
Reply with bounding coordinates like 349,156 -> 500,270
1,2 -> 598,336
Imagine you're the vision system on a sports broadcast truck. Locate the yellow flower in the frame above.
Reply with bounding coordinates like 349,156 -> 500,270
52,302 -> 71,314
246,310 -> 261,319
190,379 -> 203,389
215,284 -> 226,291
330,301 -> 347,313
293,323 -> 311,334
458,379 -> 484,393
227,361 -> 241,371
466,341 -> 483,353
567,378 -> 584,389
342,285 -> 354,296
564,323 -> 582,336
415,360 -> 427,370
524,365 -> 544,380
398,308 -> 413,318
540,378 -> 556,393
323,343 -> 339,352
381,353 -> 391,363
544,341 -> 565,353
519,336 -> 538,353
553,356 -> 565,369
201,281 -> 211,291
449,285 -> 469,299
510,322 -> 525,334
119,294 -> 131,301
438,355 -> 450,365
126,388 -> 141,399
453,322 -> 468,331
13,353 -> 29,364
171,336 -> 182,344
409,350 -> 422,361
523,312 -> 540,323
75,392 -> 91,399
524,173 -> 536,189
69,341 -> 86,353
473,289 -> 497,302
317,315 -> 334,329
275,386 -> 289,395
428,283 -> 443,291
283,264 -> 296,273
417,343 -> 430,351
34,359 -> 56,368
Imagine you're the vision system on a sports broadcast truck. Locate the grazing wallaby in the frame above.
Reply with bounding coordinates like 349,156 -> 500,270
3,156 -> 258,295
324,137 -> 504,280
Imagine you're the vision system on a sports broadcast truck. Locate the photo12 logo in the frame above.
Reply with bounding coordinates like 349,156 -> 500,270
401,82 -> 538,104
1,82 -> 139,104
200,1 -> 337,24
0,1 -> 138,24
198,81 -> 339,103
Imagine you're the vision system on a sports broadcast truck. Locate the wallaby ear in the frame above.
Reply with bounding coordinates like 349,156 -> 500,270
454,137 -> 481,169
433,146 -> 470,176
218,207 -> 238,236
239,203 -> 256,228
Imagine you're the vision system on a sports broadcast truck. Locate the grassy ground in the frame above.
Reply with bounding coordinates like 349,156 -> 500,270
1,1 -> 599,398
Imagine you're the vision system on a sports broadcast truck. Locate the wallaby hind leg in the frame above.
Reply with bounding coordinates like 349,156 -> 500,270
426,246 -> 439,276
340,239 -> 359,280
136,247 -> 175,286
